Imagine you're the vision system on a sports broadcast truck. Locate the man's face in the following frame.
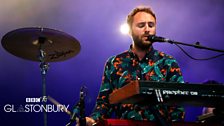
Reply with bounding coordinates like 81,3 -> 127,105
130,12 -> 156,49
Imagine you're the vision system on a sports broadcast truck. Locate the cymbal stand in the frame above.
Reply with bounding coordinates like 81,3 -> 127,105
38,36 -> 49,126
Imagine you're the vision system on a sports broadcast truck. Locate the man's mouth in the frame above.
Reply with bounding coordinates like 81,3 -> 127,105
142,36 -> 149,41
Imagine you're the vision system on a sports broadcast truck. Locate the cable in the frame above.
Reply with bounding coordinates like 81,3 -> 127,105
174,43 -> 224,60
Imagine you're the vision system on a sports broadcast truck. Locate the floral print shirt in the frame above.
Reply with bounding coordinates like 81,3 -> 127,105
90,45 -> 185,122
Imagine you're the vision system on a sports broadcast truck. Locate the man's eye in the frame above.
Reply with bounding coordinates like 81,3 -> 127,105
137,23 -> 145,28
148,22 -> 155,28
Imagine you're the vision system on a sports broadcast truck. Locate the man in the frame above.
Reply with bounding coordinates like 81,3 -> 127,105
85,6 -> 185,126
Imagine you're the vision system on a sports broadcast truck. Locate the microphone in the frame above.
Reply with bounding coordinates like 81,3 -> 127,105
66,86 -> 87,126
148,35 -> 172,42
79,86 -> 86,126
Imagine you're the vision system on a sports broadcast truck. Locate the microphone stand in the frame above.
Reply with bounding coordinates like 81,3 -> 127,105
154,37 -> 224,125
163,39 -> 224,53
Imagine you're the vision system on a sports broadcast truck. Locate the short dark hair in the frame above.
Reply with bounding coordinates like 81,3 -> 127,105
127,6 -> 156,28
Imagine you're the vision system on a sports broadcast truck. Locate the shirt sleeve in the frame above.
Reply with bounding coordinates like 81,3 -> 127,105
90,56 -> 115,121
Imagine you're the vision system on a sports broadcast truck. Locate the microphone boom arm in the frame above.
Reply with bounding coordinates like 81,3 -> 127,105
149,35 -> 224,53
165,40 -> 224,53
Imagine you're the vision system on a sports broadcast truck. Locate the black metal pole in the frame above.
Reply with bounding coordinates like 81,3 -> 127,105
39,36 -> 49,126
79,86 -> 86,126
165,40 -> 224,53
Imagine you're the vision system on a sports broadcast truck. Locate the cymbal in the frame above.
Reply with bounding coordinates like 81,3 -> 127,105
1,27 -> 81,62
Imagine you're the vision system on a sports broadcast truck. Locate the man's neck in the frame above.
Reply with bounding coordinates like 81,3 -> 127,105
132,44 -> 151,60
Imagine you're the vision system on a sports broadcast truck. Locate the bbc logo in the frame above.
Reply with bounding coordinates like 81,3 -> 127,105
26,98 -> 41,103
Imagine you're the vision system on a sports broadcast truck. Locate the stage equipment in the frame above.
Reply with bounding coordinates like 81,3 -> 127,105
1,27 -> 81,126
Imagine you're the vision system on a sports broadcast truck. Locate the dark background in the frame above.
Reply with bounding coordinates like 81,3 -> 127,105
0,0 -> 224,125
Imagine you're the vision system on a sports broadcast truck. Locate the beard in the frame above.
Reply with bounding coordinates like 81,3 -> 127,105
132,32 -> 152,51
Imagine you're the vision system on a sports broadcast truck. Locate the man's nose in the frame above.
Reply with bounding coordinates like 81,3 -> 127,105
144,24 -> 150,32
144,25 -> 150,34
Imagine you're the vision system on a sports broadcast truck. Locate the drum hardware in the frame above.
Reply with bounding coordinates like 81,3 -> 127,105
1,27 -> 81,126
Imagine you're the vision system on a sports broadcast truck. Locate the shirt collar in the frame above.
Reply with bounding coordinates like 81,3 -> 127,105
128,44 -> 155,61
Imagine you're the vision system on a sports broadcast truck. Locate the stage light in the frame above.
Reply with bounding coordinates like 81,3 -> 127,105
120,23 -> 129,35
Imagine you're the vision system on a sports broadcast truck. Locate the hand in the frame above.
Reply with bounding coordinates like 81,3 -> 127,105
76,117 -> 96,126
86,117 -> 96,126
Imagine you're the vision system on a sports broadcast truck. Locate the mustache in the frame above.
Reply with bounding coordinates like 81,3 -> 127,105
142,34 -> 151,37
144,34 -> 150,36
